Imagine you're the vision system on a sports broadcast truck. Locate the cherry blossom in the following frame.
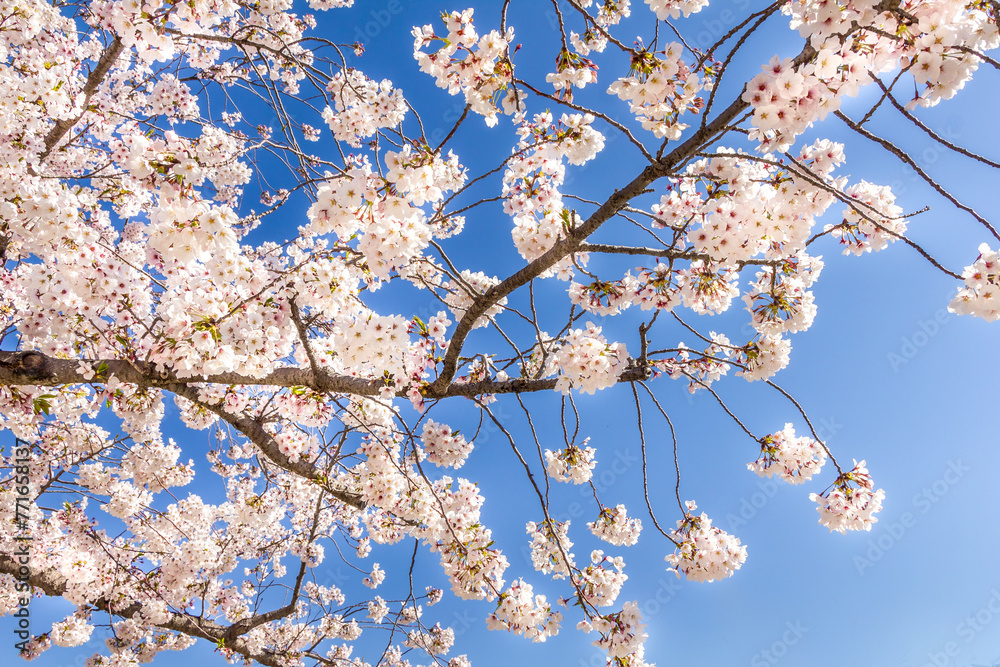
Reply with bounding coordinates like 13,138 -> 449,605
748,423 -> 827,484
665,501 -> 747,582
0,0 -> 996,665
810,460 -> 886,533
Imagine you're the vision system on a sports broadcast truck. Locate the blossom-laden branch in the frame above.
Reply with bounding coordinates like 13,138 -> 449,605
0,554 -> 296,667
1,0 -> 998,665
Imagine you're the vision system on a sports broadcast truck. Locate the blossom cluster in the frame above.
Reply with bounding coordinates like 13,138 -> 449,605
578,550 -> 628,608
548,323 -> 629,395
547,46 -> 599,103
579,601 -> 652,667
654,332 -> 733,393
504,112 -> 604,279
645,0 -> 708,20
526,519 -> 576,579
748,423 -> 828,484
421,420 -> 474,468
486,579 -> 563,642
665,501 -> 747,582
608,43 -> 706,140
588,505 -> 643,546
810,460 -> 886,533
322,69 -> 408,146
413,9 -> 518,126
544,441 -> 597,484
828,181 -> 907,256
950,243 -> 1000,321
742,1 -> 1000,151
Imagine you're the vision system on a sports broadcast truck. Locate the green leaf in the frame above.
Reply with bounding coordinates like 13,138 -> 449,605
33,394 -> 56,415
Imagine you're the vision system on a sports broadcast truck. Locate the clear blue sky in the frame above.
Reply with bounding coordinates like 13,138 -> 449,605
5,2 -> 1000,667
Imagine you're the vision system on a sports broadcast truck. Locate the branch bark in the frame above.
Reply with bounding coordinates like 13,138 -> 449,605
0,555 -> 290,667
0,350 -> 650,399
37,37 -> 125,165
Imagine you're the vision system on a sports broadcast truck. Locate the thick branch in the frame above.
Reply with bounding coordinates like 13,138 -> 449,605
0,351 -> 380,395
168,383 -> 366,511
577,243 -> 779,266
0,350 -> 647,399
428,161 -> 668,395
427,38 -> 798,394
0,352 -> 366,508
38,37 -> 124,164
0,555 -> 287,667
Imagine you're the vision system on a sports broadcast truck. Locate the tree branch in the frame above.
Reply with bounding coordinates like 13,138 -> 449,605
0,555 -> 289,667
37,37 -> 125,165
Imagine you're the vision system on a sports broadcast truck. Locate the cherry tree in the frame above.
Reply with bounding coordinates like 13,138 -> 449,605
0,0 -> 997,665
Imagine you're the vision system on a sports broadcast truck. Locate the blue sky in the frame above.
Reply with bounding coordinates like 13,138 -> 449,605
5,2 -> 1000,667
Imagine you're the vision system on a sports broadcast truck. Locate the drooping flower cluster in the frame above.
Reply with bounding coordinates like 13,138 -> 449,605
422,420 -> 474,468
582,0 -> 633,27
677,260 -> 741,315
367,597 -> 389,623
655,332 -> 733,393
645,0 -> 708,20
526,519 -> 575,579
588,505 -> 643,547
949,243 -> 1000,321
810,460 -> 885,533
356,435 -> 509,600
743,264 -> 820,336
828,181 -> 906,256
544,441 -> 597,484
486,578 -> 563,642
608,43 -> 705,139
737,334 -> 792,382
413,9 -> 518,126
504,112 -> 604,279
385,144 -> 467,207
547,48 -> 599,101
49,613 -> 94,647
665,501 -> 747,582
404,623 -> 456,655
578,550 -> 628,607
579,601 -> 652,667
548,323 -> 629,395
322,69 -> 408,147
569,276 -> 638,317
748,424 -> 827,484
